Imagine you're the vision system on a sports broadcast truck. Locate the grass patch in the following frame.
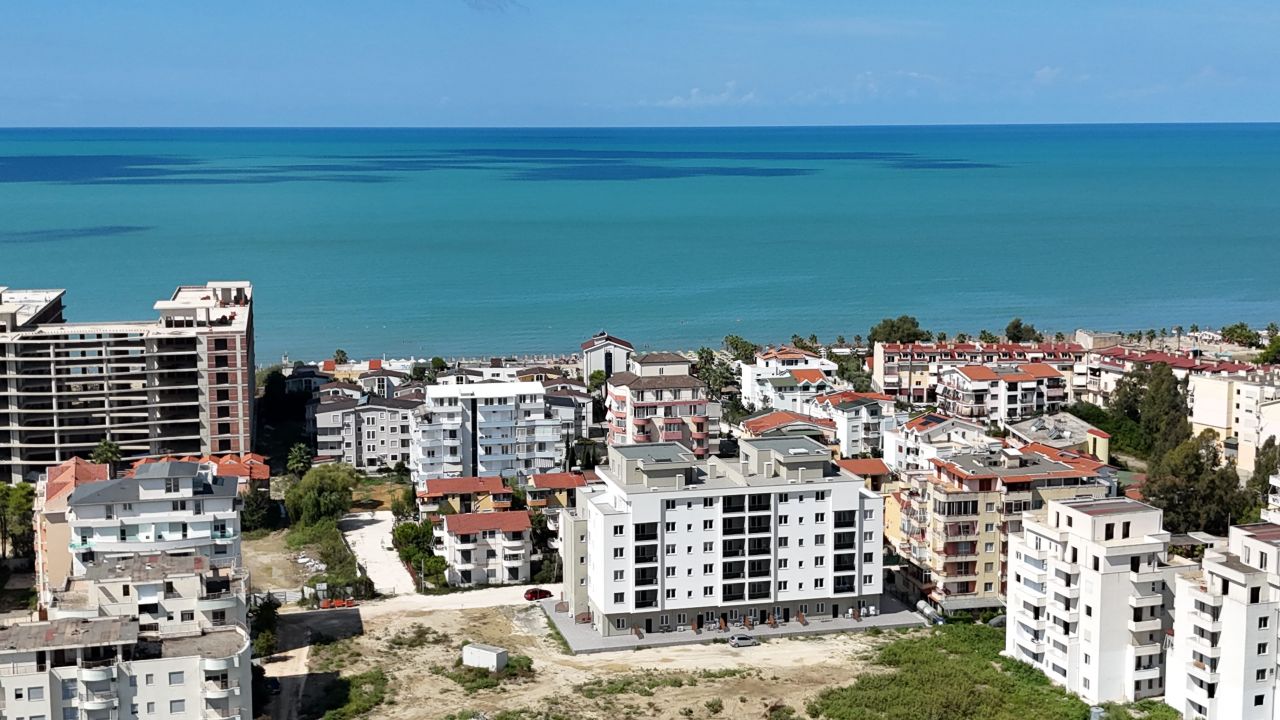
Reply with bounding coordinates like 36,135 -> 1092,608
431,654 -> 535,694
310,637 -> 363,674
574,668 -> 756,699
540,608 -> 571,655
386,623 -> 450,649
316,668 -> 389,720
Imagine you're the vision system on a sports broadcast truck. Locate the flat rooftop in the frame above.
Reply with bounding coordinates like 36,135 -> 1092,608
1008,413 -> 1101,449
81,553 -> 209,583
611,442 -> 695,464
1062,497 -> 1154,517
0,617 -> 137,653
0,287 -> 64,327
1238,522 -> 1280,546
159,627 -> 247,659
743,436 -> 831,457
945,450 -> 1080,479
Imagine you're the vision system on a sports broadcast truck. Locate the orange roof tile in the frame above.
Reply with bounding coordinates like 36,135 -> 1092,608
44,457 -> 110,503
955,365 -> 1000,381
835,458 -> 890,477
424,476 -> 507,498
814,390 -> 894,405
789,369 -> 827,384
529,473 -> 588,490
1016,363 -> 1063,379
743,410 -> 835,436
758,345 -> 819,361
444,511 -> 532,535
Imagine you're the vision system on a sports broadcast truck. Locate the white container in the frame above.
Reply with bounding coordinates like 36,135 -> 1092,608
461,643 -> 508,672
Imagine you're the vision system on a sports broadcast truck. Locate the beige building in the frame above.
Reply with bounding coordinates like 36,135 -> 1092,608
605,353 -> 715,457
1188,372 -> 1280,476
34,457 -> 110,610
872,341 -> 1087,405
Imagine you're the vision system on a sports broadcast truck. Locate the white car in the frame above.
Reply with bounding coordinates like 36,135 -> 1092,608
728,634 -> 757,648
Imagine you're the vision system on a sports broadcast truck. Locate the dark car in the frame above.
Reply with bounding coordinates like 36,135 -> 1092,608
524,588 -> 553,601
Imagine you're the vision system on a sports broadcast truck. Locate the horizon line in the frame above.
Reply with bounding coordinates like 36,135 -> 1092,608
2,120 -> 1279,131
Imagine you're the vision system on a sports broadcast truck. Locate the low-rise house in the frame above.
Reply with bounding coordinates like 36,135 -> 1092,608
284,364 -> 333,394
315,394 -> 422,471
317,380 -> 363,401
739,345 -> 838,413
739,410 -> 836,446
416,476 -> 512,516
882,413 -> 992,474
358,367 -> 410,397
806,390 -> 900,458
1006,414 -> 1111,459
528,472 -> 589,549
834,458 -> 892,492
131,453 -> 270,494
581,332 -> 634,380
440,511 -> 532,586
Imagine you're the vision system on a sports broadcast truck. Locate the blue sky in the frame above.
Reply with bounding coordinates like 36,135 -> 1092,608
1,1 -> 1277,126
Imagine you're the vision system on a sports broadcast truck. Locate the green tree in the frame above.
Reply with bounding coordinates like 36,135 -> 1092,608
852,335 -> 864,348
954,333 -> 970,342
89,439 -> 122,472
334,349 -> 349,364
409,363 -> 428,382
1189,323 -> 1200,335
241,489 -> 273,532
1145,431 -> 1249,535
430,356 -> 448,373
935,332 -> 948,343
286,443 -> 313,477
1004,318 -> 1041,343
1248,436 -> 1279,501
694,348 -> 735,401
252,630 -> 277,658
1144,329 -> 1157,346
1256,336 -> 1280,365
1173,325 -> 1184,349
587,370 -> 607,393
868,316 -> 931,344
1221,322 -> 1261,347
722,335 -> 758,363
285,464 -> 357,527
2,483 -> 35,558
1054,331 -> 1066,342
1139,363 -> 1191,464
977,330 -> 998,343
791,334 -> 819,353
390,483 -> 417,522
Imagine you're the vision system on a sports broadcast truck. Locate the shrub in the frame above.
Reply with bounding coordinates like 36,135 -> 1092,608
252,630 -> 277,658
705,697 -> 723,715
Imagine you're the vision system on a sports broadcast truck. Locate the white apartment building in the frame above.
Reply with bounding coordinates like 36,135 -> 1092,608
315,394 -> 422,470
560,437 -> 883,637
357,367 -> 409,397
410,381 -> 565,482
873,342 -> 1087,405
0,616 -> 251,720
1006,498 -> 1188,705
1189,372 -> 1280,476
605,353 -> 715,457
0,281 -> 255,483
937,363 -> 1068,426
440,511 -> 532,586
804,390 -> 900,458
66,461 -> 242,576
1083,347 -> 1255,408
581,332 -> 633,380
1166,522 -> 1280,720
739,346 -> 838,413
882,413 -> 992,474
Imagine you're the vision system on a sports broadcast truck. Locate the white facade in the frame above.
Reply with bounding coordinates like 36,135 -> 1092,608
561,437 -> 884,637
804,391 -> 900,457
873,341 -> 1087,406
1005,498 -> 1185,705
410,381 -> 565,482
937,364 -> 1068,426
66,462 -> 241,576
1166,523 -> 1280,720
440,511 -> 532,586
315,395 -> 421,470
581,332 -> 633,380
1189,372 -> 1280,475
882,413 -> 993,473
604,353 -> 716,457
739,346 -> 838,412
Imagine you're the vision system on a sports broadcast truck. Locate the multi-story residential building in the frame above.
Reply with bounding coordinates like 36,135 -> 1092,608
357,367 -> 409,397
740,410 -> 836,446
410,381 -> 566,482
1264,475 -> 1280,524
0,281 -> 255,483
528,471 -> 589,549
581,332 -> 633,380
889,444 -> 1113,613
283,364 -> 332,395
559,437 -> 884,637
439,511 -> 532,586
546,390 -> 591,441
1006,497 -> 1191,705
417,476 -> 512,518
315,394 -> 422,471
131,453 -> 270,494
35,457 -> 110,609
873,341 -> 1086,405
1006,413 -> 1112,459
66,461 -> 242,576
1082,346 -> 1256,408
604,353 -> 715,456
1189,371 -> 1280,475
882,413 -> 992,474
0,616 -> 251,720
1165,522 -> 1280,720
936,363 -> 1069,426
739,346 -> 838,413
805,390 -> 900,457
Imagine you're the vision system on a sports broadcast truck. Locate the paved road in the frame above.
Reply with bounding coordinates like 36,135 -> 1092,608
264,616 -> 312,720
338,511 -> 416,595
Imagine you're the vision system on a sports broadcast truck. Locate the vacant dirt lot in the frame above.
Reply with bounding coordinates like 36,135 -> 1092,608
242,530 -> 314,591
299,599 -> 897,720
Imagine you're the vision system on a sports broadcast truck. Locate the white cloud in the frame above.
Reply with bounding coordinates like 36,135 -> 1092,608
651,81 -> 759,109
1033,66 -> 1063,86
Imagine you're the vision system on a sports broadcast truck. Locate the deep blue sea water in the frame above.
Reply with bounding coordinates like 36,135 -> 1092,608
3,125 -> 1278,362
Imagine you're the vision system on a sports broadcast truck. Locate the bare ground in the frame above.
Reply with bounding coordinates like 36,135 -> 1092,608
300,600 -> 899,720
242,530 -> 314,591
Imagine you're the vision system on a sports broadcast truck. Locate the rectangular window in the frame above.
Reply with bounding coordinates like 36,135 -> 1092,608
169,671 -> 184,685
613,570 -> 624,581
814,513 -> 825,523
666,567 -> 676,577
613,548 -> 624,558
665,522 -> 676,532
704,586 -> 714,596
703,520 -> 714,530
170,700 -> 186,714
613,525 -> 624,536
703,563 -> 714,574
665,544 -> 676,555
613,592 -> 624,603
1259,642 -> 1269,655
1262,616 -> 1271,630
703,542 -> 714,552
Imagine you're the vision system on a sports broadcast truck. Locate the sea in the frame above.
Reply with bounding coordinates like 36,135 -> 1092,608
2,124 -> 1278,363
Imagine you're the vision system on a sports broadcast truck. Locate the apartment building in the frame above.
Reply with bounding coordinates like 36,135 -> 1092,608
1082,347 -> 1256,407
546,390 -> 591,441
888,444 -> 1113,612
1166,522 -> 1280,720
35,458 -> 111,609
440,511 -> 532,586
0,281 -> 255,483
937,364 -> 1069,426
0,616 -> 251,720
882,413 -> 992,474
805,390 -> 899,457
873,341 -> 1086,405
1005,498 -> 1188,705
357,367 -> 409,397
581,332 -> 633,380
409,381 -> 565,482
315,394 -> 422,471
66,461 -> 242,576
560,437 -> 883,638
131,453 -> 269,495
605,353 -> 715,456
1189,371 -> 1280,476
528,471 -> 589,549
739,346 -> 838,412
740,410 -> 836,445
1006,414 -> 1112,459
417,476 -> 512,519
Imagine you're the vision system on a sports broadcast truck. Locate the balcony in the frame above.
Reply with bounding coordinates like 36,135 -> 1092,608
633,432 -> 652,443
1133,665 -> 1162,682
660,431 -> 684,442
204,678 -> 240,699
1185,632 -> 1220,658
1187,659 -> 1220,684
1128,617 -> 1162,634
77,658 -> 117,682
1189,608 -> 1222,633
79,691 -> 118,710
1129,568 -> 1165,584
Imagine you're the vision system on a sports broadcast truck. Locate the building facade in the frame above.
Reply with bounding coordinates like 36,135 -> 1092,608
315,394 -> 422,471
581,332 -> 633,380
0,282 -> 255,483
739,346 -> 838,413
882,413 -> 992,474
561,437 -> 884,637
604,353 -> 715,457
936,363 -> 1068,426
805,390 -> 900,458
1188,371 -> 1280,476
872,341 -> 1086,405
439,511 -> 532,586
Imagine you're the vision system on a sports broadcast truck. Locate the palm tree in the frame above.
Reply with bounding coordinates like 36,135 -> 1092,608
852,335 -> 863,349
1054,331 -> 1066,342
1145,329 -> 1157,346
1190,323 -> 1200,336
955,333 -> 970,342
936,331 -> 948,343
90,439 -> 122,477
334,348 -> 349,364
1173,325 -> 1184,349
286,443 -> 313,477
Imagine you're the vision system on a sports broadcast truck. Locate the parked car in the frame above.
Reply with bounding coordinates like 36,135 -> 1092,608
728,634 -> 757,648
524,588 -> 553,601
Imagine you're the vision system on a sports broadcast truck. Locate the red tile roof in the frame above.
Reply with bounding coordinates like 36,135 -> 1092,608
1016,363 -> 1063,379
423,476 -> 507,498
369,359 -> 382,370
955,365 -> 1000,381
529,472 -> 588,490
1020,443 -> 1108,473
44,457 -> 110,502
743,410 -> 835,436
835,458 -> 890,477
582,333 -> 634,351
789,368 -> 827,384
1087,428 -> 1111,439
131,454 -> 269,481
321,359 -> 336,371
815,390 -> 894,405
758,345 -> 819,361
905,412 -> 952,431
444,510 -> 532,535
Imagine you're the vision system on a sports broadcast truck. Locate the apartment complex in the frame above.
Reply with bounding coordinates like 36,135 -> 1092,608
417,476 -> 512,516
1005,498 -> 1187,705
1166,523 -> 1280,720
805,390 -> 899,457
439,511 -> 532,586
882,413 -> 991,474
34,457 -> 110,609
886,444 -> 1113,612
560,437 -> 884,637
1082,346 -> 1257,407
0,281 -> 255,483
936,363 -> 1068,426
409,381 -> 566,482
605,353 -> 716,457
739,345 -> 838,412
1189,371 -> 1280,476
315,394 -> 423,470
872,341 -> 1086,405
581,332 -> 633,380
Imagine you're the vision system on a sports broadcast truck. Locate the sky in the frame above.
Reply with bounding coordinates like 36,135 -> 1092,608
1,1 -> 1277,127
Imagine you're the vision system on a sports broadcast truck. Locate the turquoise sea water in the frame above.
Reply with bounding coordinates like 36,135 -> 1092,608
2,125 -> 1278,362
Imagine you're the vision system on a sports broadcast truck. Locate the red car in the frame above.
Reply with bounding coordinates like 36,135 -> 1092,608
524,588 -> 553,601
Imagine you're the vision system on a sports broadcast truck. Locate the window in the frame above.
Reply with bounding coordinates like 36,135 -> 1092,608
814,579 -> 825,589
814,513 -> 825,523
815,556 -> 825,567
778,559 -> 788,569
863,575 -> 873,584
863,510 -> 874,520
816,491 -> 826,500
703,498 -> 714,508
613,548 -> 624,558
1085,605 -> 1093,617
703,520 -> 714,530
165,478 -> 180,493
181,610 -> 194,622
778,537 -> 789,548
666,567 -> 676,577
613,592 -> 624,603
779,493 -> 789,503
1084,653 -> 1091,665
984,582 -> 994,592
704,586 -> 714,596
613,570 -> 624,581
1258,669 -> 1268,681
1259,642 -> 1269,655
1262,616 -> 1271,630
1252,586 -> 1263,604
665,522 -> 676,532
984,542 -> 995,552
28,686 -> 44,700
665,544 -> 676,555
1104,523 -> 1115,541
169,671 -> 184,685
170,700 -> 186,715
613,525 -> 624,536
778,581 -> 788,591
664,500 -> 676,510
703,563 -> 714,574
703,542 -> 714,552
778,515 -> 789,525
984,523 -> 995,533
666,589 -> 676,599
145,673 -> 155,685
1257,695 -> 1266,707
1092,557 -> 1100,572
